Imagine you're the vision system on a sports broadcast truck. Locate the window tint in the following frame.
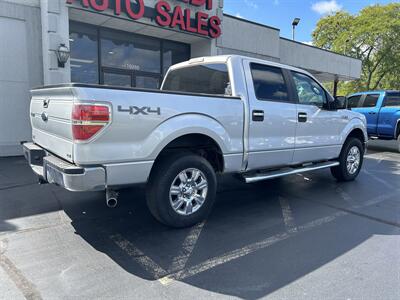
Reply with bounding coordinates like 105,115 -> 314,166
347,95 -> 362,108
362,94 -> 379,107
384,93 -> 400,107
162,64 -> 231,95
292,72 -> 326,107
250,63 -> 289,102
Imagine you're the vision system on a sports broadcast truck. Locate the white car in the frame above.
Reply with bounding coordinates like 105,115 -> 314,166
23,55 -> 367,228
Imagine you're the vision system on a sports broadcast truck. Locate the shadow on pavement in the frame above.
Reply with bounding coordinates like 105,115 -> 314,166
368,139 -> 399,153
0,220 -> 17,233
68,159 -> 399,299
1,154 -> 399,299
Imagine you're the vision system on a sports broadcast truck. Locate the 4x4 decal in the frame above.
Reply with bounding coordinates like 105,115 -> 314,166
118,105 -> 161,115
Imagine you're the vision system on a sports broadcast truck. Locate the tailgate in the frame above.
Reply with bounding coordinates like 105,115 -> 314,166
30,87 -> 74,162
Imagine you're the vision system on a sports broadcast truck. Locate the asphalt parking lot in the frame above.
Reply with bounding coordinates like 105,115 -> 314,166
0,140 -> 399,300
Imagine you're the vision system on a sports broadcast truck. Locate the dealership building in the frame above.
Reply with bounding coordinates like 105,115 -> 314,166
0,0 -> 362,156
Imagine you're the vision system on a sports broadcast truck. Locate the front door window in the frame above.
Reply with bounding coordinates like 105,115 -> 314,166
292,72 -> 327,108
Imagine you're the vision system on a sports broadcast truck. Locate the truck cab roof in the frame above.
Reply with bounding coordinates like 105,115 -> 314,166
349,90 -> 400,97
169,55 -> 316,79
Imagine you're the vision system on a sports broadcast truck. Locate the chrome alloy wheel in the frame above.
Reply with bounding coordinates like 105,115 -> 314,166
346,146 -> 361,175
169,168 -> 208,216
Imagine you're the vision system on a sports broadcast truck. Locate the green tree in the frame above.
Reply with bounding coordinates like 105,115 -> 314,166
313,3 -> 400,95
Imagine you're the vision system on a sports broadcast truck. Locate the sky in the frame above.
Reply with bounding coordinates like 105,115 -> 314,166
223,0 -> 399,44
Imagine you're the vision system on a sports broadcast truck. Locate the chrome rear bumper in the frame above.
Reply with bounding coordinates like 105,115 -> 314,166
22,142 -> 106,192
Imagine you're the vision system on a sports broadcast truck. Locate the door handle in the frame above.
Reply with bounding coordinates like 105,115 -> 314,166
298,112 -> 307,123
368,112 -> 376,115
252,110 -> 264,122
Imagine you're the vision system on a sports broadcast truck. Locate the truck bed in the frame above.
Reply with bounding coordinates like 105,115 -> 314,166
30,83 -> 244,166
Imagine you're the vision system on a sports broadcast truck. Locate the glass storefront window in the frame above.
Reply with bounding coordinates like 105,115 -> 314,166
103,72 -> 131,87
163,41 -> 190,75
136,76 -> 160,89
69,22 -> 190,89
69,24 -> 99,84
101,30 -> 161,74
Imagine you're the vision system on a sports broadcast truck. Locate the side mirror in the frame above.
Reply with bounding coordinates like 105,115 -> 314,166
332,96 -> 347,110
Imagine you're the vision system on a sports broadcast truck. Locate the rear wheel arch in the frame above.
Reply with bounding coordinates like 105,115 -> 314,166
151,133 -> 225,175
395,119 -> 400,139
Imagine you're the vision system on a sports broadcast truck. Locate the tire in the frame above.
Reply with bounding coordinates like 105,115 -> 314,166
331,137 -> 364,182
396,126 -> 400,153
397,134 -> 400,153
146,153 -> 217,228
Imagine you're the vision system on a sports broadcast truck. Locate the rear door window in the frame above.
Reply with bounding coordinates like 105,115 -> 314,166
162,64 -> 231,96
347,95 -> 362,108
362,94 -> 380,107
384,93 -> 400,106
250,63 -> 289,102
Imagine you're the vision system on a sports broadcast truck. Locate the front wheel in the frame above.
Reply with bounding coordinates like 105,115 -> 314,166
146,153 -> 217,228
397,133 -> 400,153
331,137 -> 364,181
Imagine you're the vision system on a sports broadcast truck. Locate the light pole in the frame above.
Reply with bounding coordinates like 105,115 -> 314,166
292,18 -> 300,41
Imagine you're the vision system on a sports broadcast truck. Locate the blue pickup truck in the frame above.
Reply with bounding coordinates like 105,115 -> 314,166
347,91 -> 400,141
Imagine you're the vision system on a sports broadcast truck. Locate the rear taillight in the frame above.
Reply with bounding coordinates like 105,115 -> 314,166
72,104 -> 110,141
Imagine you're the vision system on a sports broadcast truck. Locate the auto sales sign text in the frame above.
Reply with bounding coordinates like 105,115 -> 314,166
66,0 -> 222,38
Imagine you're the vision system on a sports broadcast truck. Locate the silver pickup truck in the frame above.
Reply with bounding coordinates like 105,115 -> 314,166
23,55 -> 367,228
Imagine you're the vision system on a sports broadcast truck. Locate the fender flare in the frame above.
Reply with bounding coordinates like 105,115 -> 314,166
341,117 -> 368,145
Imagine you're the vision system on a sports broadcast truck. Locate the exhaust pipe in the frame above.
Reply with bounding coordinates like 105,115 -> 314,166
106,189 -> 118,208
